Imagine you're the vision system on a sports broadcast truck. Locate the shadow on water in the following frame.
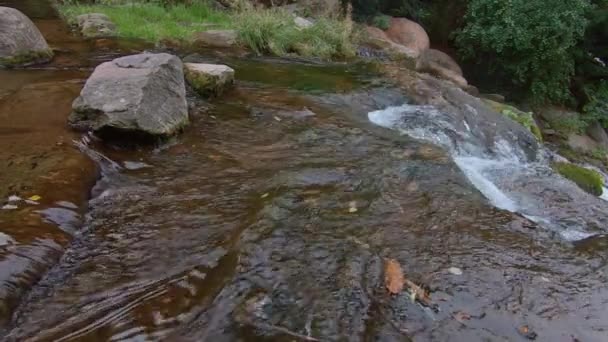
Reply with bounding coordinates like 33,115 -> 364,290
1,0 -> 608,341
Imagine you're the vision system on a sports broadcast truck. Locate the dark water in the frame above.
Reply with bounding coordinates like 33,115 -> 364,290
1,1 -> 608,341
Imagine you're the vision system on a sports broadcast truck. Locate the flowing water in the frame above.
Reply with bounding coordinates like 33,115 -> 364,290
1,1 -> 608,341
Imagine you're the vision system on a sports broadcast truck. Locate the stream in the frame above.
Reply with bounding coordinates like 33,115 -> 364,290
1,1 -> 608,341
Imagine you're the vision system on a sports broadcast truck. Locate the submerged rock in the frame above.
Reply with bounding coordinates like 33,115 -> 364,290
184,63 -> 235,96
192,30 -> 238,48
75,13 -> 116,38
69,53 -> 188,141
0,7 -> 53,67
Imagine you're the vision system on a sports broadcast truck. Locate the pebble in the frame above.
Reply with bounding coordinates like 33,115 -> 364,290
448,267 -> 463,275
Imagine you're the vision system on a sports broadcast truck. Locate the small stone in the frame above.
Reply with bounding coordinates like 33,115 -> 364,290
294,16 -> 314,29
448,267 -> 463,275
184,63 -> 235,97
0,232 -> 16,246
124,161 -> 152,170
1,204 -> 18,210
8,195 -> 21,202
348,201 -> 358,213
76,13 -> 116,37
192,30 -> 238,48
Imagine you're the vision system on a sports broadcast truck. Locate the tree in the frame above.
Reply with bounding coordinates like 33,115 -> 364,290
456,0 -> 591,104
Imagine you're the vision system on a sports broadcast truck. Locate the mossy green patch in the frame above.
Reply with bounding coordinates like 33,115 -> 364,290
553,162 -> 604,196
0,49 -> 53,68
483,99 -> 543,141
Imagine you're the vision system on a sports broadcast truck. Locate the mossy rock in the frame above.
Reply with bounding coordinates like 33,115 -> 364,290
483,99 -> 542,141
553,162 -> 604,196
184,63 -> 235,97
0,49 -> 53,68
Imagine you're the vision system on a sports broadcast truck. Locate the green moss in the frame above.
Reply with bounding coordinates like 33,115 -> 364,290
553,162 -> 604,196
483,99 -> 543,141
371,15 -> 391,30
0,49 -> 53,68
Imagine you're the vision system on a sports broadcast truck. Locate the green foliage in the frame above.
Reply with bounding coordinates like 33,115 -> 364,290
58,2 -> 230,41
371,14 -> 390,30
550,116 -> 588,135
583,80 -> 608,128
553,162 -> 604,196
456,0 -> 590,104
234,8 -> 357,60
347,0 -> 426,20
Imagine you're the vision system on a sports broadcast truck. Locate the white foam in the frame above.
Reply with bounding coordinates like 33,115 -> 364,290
454,156 -> 518,212
367,104 -> 607,241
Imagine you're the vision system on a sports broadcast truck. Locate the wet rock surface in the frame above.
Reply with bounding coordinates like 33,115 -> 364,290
69,53 -> 189,140
4,74 -> 608,342
1,2 -> 608,342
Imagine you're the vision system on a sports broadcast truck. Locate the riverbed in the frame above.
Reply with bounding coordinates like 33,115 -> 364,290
1,1 -> 607,341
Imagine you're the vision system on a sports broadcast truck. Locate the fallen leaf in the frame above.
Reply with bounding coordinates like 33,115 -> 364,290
261,193 -> 269,199
25,200 -> 39,205
273,116 -> 282,122
518,325 -> 538,340
28,195 -> 41,201
453,311 -> 471,324
384,258 -> 405,295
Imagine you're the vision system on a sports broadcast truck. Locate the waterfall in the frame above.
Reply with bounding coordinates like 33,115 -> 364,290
369,104 -> 608,241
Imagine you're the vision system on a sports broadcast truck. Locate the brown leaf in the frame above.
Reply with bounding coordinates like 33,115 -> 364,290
384,258 -> 405,295
453,311 -> 471,324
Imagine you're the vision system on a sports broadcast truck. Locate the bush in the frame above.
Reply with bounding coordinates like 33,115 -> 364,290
583,80 -> 608,128
553,162 -> 604,196
456,0 -> 591,104
234,8 -> 357,60
371,14 -> 390,30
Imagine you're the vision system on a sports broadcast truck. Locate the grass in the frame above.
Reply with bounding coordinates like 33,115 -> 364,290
234,8 -> 357,60
58,2 -> 231,42
57,2 -> 358,60
553,162 -> 604,196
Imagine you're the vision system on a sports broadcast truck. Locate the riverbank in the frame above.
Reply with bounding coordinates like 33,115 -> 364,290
56,1 -> 358,60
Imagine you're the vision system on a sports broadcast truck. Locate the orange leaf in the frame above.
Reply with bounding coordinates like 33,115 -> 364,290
454,311 -> 471,324
384,258 -> 405,295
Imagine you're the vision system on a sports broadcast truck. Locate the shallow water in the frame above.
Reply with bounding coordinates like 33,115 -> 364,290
1,1 -> 608,341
